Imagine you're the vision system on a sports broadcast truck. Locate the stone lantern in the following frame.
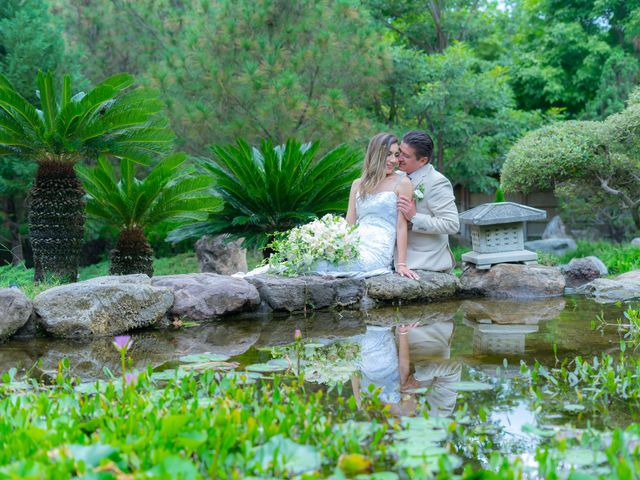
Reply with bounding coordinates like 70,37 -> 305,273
459,202 -> 547,270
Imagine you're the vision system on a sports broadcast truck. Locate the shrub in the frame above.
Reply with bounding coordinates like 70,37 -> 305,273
168,138 -> 362,250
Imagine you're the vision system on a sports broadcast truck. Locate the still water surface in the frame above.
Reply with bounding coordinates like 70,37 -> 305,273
1,296 -> 636,471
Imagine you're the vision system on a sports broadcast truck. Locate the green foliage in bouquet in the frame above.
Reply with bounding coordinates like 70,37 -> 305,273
77,153 -> 220,276
168,139 -> 362,249
267,214 -> 360,276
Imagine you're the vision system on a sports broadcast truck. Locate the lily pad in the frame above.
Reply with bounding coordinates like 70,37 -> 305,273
397,453 -> 461,470
181,361 -> 238,372
150,369 -> 188,381
68,443 -> 118,468
246,363 -> 288,373
355,473 -> 399,480
522,423 -> 556,438
394,429 -> 447,443
178,353 -> 230,363
452,381 -> 493,391
563,403 -> 586,412
252,434 -> 321,474
564,448 -> 608,467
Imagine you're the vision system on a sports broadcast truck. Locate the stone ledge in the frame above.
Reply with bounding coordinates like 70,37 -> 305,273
460,263 -> 565,298
364,271 -> 460,304
245,274 -> 366,312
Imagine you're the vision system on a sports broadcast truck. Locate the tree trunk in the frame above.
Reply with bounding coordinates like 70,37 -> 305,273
437,131 -> 444,172
29,160 -> 85,283
109,225 -> 154,276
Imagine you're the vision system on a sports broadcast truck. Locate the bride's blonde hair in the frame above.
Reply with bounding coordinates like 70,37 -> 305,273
359,133 -> 398,198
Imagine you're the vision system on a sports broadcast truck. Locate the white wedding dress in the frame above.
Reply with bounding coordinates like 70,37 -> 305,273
237,188 -> 398,279
310,190 -> 397,278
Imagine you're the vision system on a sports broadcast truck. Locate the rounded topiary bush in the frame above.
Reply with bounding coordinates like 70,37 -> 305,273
500,120 -> 605,194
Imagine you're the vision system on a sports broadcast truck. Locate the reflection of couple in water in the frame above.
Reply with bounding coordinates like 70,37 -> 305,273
351,320 -> 461,417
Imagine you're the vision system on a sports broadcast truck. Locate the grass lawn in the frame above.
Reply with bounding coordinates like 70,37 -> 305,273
0,253 -> 200,298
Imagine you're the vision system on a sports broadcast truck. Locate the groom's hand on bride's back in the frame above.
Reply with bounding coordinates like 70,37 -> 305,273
397,195 -> 416,222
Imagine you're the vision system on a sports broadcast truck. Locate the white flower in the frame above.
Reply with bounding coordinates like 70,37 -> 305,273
413,183 -> 425,201
268,214 -> 360,276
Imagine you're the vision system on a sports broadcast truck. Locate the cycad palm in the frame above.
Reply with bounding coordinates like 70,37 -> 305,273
168,138 -> 362,251
0,71 -> 174,281
77,153 -> 221,276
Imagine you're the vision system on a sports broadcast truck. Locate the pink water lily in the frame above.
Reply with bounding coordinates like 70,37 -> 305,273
113,335 -> 133,352
294,328 -> 302,340
125,372 -> 138,384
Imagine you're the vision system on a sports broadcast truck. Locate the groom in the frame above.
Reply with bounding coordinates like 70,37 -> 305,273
396,131 -> 459,272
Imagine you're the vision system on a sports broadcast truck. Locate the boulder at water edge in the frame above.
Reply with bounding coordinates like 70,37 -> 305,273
34,274 -> 174,337
631,238 -> 640,247
195,235 -> 248,275
560,256 -> 608,288
245,274 -> 366,312
151,273 -> 260,320
0,288 -> 33,341
577,269 -> 640,303
364,271 -> 459,304
460,263 -> 565,298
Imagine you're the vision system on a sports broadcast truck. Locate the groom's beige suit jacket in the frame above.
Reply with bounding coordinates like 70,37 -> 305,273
400,163 -> 459,272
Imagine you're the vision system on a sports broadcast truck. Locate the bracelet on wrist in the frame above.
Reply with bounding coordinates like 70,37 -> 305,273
398,331 -> 408,335
397,263 -> 406,267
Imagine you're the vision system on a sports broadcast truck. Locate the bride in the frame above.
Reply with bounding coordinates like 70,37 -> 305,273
310,132 -> 418,279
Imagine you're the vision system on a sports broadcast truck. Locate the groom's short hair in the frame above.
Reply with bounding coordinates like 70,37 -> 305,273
403,131 -> 434,163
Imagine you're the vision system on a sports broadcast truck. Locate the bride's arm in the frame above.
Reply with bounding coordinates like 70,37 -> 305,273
396,178 -> 419,279
346,179 -> 360,225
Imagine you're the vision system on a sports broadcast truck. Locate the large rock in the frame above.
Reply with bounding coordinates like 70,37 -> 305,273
631,238 -> 640,247
542,215 -> 572,239
0,288 -> 33,340
617,270 -> 640,282
364,271 -> 459,304
460,263 -> 565,298
577,277 -> 640,303
195,235 -> 248,275
151,273 -> 260,320
560,256 -> 608,288
245,274 -> 366,312
525,238 -> 577,256
34,275 -> 173,337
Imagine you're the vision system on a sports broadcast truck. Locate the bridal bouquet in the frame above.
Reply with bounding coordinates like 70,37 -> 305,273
268,214 -> 360,275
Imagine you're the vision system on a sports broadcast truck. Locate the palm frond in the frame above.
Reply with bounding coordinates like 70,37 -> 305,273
190,138 -> 361,247
81,153 -> 221,236
37,71 -> 57,134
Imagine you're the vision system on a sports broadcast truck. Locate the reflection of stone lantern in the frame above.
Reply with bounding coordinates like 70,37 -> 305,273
463,320 -> 538,355
459,202 -> 547,270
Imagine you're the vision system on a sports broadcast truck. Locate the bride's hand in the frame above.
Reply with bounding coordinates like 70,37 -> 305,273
397,265 -> 419,280
398,322 -> 420,335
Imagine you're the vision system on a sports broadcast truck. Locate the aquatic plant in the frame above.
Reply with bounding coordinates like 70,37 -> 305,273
0,358 -> 637,478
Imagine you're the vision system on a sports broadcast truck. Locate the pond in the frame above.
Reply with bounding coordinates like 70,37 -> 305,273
1,295 -> 638,477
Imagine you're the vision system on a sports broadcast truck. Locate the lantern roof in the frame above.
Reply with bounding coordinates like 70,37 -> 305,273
459,202 -> 547,226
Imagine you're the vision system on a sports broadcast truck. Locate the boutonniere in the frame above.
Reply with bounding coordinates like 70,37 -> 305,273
413,183 -> 425,201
